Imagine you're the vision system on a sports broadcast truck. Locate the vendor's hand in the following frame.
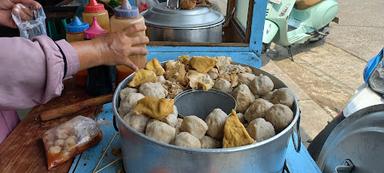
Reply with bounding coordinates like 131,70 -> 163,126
0,0 -> 41,28
95,23 -> 149,70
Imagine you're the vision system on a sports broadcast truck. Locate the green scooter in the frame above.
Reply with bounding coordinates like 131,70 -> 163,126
262,0 -> 339,58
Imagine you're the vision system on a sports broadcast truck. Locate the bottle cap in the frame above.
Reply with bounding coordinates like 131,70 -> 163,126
84,17 -> 107,39
85,0 -> 106,13
114,0 -> 139,18
66,16 -> 89,33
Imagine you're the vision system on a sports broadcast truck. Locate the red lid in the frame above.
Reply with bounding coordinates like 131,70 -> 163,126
84,17 -> 107,39
84,0 -> 105,13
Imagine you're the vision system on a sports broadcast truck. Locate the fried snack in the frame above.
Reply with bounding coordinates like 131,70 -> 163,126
162,80 -> 184,98
223,110 -> 254,148
190,56 -> 217,73
187,70 -> 214,91
128,69 -> 157,87
164,60 -> 188,86
145,58 -> 165,76
42,116 -> 102,170
133,96 -> 174,120
180,0 -> 197,9
178,55 -> 190,65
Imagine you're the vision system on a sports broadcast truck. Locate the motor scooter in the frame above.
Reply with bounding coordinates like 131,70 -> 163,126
308,48 -> 384,173
262,0 -> 339,58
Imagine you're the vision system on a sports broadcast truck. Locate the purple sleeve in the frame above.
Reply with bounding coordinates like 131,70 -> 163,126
0,36 -> 80,110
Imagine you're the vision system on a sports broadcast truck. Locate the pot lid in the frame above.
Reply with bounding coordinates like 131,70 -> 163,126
317,104 -> 384,173
143,2 -> 224,29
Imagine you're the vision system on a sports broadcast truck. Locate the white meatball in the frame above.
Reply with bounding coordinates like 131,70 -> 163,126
175,118 -> 183,135
157,75 -> 166,84
48,146 -> 62,154
161,106 -> 178,127
139,82 -> 168,99
244,98 -> 274,122
238,73 -> 256,86
262,89 -> 276,101
180,115 -> 208,139
246,118 -> 275,142
236,112 -> 247,124
205,108 -> 228,139
123,112 -> 149,133
271,88 -> 295,107
208,68 -> 219,80
119,93 -> 145,115
265,104 -> 294,131
119,87 -> 138,100
174,132 -> 201,148
145,120 -> 176,144
65,135 -> 77,149
232,84 -> 255,113
213,78 -> 232,93
55,139 -> 65,147
200,136 -> 221,149
249,75 -> 274,95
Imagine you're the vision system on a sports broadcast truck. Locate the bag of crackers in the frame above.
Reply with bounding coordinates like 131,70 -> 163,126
42,116 -> 102,170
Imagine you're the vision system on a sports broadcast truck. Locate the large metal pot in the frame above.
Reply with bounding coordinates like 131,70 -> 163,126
112,62 -> 301,173
143,1 -> 225,42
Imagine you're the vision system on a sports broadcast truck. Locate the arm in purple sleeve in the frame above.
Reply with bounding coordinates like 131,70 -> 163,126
0,36 -> 80,110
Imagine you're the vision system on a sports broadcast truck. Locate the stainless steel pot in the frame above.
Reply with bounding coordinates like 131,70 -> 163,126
112,62 -> 301,173
143,1 -> 225,42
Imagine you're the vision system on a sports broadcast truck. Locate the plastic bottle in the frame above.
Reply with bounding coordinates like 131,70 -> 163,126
84,17 -> 117,96
66,16 -> 89,42
110,0 -> 147,83
82,0 -> 110,31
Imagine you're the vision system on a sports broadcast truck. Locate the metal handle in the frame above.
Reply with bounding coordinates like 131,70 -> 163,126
113,115 -> 119,131
166,0 -> 179,9
291,110 -> 301,152
335,159 -> 354,173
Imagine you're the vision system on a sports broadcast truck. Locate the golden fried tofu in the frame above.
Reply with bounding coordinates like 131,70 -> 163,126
190,56 -> 217,74
223,110 -> 254,148
145,58 -> 165,76
187,70 -> 214,91
128,69 -> 157,87
133,96 -> 174,120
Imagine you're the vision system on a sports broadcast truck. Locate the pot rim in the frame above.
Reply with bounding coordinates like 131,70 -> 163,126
113,61 -> 300,153
145,19 -> 224,30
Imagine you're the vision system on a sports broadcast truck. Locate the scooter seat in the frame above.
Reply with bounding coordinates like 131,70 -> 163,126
295,0 -> 322,10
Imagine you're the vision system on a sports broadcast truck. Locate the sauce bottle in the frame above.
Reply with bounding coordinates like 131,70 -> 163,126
66,16 -> 90,87
84,17 -> 117,96
82,0 -> 110,31
110,0 -> 147,83
66,16 -> 89,42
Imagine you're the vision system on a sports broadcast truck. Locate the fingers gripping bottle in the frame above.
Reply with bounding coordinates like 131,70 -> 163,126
82,0 -> 110,31
84,17 -> 117,96
110,0 -> 147,83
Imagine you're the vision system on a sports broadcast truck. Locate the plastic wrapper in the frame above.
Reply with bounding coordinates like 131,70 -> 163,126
11,4 -> 46,40
42,116 -> 102,170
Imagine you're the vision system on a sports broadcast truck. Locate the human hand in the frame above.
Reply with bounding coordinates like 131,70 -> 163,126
94,23 -> 149,70
0,0 -> 41,28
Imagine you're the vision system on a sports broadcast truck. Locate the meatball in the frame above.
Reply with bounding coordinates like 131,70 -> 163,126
175,118 -> 183,134
180,115 -> 208,139
232,84 -> 255,113
139,82 -> 168,99
246,118 -> 275,142
119,93 -> 145,115
119,87 -> 138,100
161,106 -> 178,127
205,108 -> 228,139
249,75 -> 274,96
265,104 -> 294,131
208,68 -> 219,80
238,73 -> 256,86
236,112 -> 246,124
123,112 -> 149,133
271,88 -> 295,107
48,146 -> 62,154
174,132 -> 201,148
262,89 -> 276,101
244,98 -> 274,122
145,120 -> 176,144
213,78 -> 232,93
157,75 -> 166,84
200,136 -> 221,149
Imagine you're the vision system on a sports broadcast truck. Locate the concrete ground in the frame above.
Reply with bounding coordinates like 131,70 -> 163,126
261,0 -> 384,146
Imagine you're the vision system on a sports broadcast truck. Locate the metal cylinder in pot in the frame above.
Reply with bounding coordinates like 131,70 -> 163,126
143,2 -> 225,43
113,63 -> 301,173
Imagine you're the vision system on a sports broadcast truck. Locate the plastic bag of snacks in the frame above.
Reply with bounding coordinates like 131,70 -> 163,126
42,116 -> 102,170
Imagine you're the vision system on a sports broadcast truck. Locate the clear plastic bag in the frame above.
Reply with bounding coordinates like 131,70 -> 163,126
42,116 -> 102,170
11,4 -> 47,40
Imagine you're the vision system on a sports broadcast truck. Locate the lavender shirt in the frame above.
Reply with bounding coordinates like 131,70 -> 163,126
0,36 -> 79,143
